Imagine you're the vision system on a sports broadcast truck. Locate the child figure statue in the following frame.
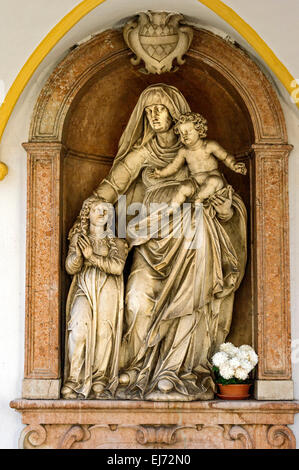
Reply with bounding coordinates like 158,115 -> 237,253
61,197 -> 128,399
153,112 -> 247,204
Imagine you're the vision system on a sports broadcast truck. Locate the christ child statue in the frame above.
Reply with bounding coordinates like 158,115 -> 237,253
153,112 -> 247,204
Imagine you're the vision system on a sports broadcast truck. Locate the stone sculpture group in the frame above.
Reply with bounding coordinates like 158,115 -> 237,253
61,83 -> 247,401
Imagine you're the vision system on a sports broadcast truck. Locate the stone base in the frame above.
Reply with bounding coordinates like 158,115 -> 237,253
22,379 -> 61,399
10,399 -> 299,449
254,380 -> 294,400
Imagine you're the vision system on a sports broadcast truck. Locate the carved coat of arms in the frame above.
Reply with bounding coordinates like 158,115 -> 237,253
123,11 -> 194,74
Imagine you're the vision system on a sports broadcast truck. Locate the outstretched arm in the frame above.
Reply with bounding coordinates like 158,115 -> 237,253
94,147 -> 149,203
208,141 -> 247,175
154,149 -> 186,178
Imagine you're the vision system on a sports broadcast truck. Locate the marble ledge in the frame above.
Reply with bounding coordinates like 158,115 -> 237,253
10,399 -> 299,411
10,399 -> 299,426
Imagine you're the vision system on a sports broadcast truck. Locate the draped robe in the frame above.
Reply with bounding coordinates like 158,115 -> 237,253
119,138 -> 247,398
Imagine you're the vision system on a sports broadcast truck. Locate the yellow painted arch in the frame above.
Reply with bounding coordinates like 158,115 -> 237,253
0,0 -> 298,148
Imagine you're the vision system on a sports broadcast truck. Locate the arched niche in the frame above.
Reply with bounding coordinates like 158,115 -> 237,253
22,28 -> 292,403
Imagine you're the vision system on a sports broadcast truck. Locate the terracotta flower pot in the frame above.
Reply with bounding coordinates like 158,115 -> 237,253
217,383 -> 251,400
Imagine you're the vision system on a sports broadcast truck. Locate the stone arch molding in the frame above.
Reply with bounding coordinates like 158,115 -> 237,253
29,28 -> 287,144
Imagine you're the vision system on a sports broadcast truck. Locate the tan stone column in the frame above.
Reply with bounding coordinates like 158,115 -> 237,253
252,143 -> 293,400
22,143 -> 65,399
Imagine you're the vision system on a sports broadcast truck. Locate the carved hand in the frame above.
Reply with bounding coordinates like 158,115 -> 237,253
210,186 -> 234,220
75,241 -> 82,258
151,168 -> 162,178
77,235 -> 93,259
233,162 -> 247,175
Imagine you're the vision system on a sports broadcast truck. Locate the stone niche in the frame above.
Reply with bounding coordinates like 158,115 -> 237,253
10,24 -> 299,449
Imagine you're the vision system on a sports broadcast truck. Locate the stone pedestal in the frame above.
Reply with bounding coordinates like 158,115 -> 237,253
10,400 -> 299,449
254,380 -> 294,400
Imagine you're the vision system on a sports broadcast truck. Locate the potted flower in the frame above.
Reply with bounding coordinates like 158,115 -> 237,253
211,343 -> 258,399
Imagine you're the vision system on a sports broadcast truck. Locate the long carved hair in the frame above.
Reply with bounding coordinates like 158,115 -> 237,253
68,196 -> 117,254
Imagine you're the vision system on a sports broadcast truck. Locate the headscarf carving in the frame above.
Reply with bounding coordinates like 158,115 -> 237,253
115,83 -> 191,163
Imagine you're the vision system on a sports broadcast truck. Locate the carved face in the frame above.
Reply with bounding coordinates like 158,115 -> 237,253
176,121 -> 199,147
145,104 -> 173,133
89,201 -> 109,227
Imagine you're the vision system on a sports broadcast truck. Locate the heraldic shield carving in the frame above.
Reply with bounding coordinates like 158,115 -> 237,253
123,11 -> 194,74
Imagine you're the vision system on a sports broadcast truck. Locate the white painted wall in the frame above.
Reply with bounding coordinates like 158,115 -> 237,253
0,0 -> 298,448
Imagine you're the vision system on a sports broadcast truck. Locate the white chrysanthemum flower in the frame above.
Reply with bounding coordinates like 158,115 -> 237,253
238,358 -> 254,373
237,349 -> 258,367
237,350 -> 248,361
229,357 -> 241,370
247,351 -> 258,366
234,367 -> 249,381
212,351 -> 228,367
214,343 -> 258,380
219,364 -> 234,380
219,342 -> 238,358
239,344 -> 258,367
239,345 -> 253,353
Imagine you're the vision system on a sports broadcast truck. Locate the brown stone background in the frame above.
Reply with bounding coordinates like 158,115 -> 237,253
61,50 -> 254,349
